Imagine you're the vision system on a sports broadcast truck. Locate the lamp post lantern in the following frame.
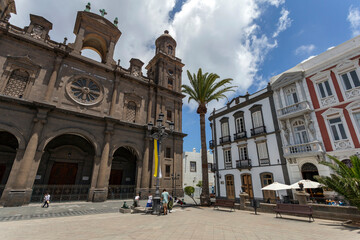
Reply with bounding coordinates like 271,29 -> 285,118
147,113 -> 174,214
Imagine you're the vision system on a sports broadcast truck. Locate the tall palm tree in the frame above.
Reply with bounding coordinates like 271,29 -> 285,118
182,68 -> 235,205
315,155 -> 360,210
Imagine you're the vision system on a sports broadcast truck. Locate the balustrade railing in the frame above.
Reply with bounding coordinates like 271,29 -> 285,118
259,159 -> 270,165
30,185 -> 90,203
251,126 -> 266,136
283,141 -> 323,156
278,101 -> 310,117
107,185 -> 136,200
220,135 -> 231,144
224,162 -> 232,169
236,159 -> 252,169
234,131 -> 247,140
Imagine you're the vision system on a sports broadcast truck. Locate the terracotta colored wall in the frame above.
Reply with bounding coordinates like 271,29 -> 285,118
315,110 -> 332,151
306,77 -> 320,109
330,71 -> 344,102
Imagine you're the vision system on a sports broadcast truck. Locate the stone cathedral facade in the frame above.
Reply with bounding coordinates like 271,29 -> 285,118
0,4 -> 185,206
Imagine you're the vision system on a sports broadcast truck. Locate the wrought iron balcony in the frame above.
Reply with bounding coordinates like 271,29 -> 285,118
234,131 -> 247,140
277,101 -> 311,119
210,165 -> 217,172
251,126 -> 266,136
209,140 -> 215,149
219,135 -> 231,144
283,141 -> 324,158
224,162 -> 233,169
236,159 -> 252,170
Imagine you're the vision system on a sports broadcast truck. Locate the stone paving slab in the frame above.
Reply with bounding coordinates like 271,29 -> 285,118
0,207 -> 359,240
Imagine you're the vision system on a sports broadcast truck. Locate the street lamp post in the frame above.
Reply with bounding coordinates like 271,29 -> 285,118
147,113 -> 174,215
171,173 -> 180,197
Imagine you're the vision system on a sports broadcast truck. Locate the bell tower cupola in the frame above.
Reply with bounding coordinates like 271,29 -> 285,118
146,30 -> 184,93
69,7 -> 121,66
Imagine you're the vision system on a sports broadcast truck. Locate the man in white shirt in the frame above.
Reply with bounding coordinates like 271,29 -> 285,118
42,193 -> 50,208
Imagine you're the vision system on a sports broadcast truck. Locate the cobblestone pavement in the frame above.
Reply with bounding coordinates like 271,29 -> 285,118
0,205 -> 359,240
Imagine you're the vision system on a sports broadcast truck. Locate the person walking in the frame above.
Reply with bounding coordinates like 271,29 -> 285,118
42,193 -> 50,208
161,189 -> 169,215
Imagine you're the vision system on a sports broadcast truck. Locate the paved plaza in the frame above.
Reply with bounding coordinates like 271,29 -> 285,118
0,201 -> 359,240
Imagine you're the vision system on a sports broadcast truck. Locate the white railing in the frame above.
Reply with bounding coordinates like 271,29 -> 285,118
283,141 -> 323,157
345,86 -> 360,100
334,139 -> 352,150
277,101 -> 310,117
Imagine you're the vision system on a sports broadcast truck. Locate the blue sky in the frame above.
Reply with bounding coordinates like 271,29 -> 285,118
181,0 -> 360,152
9,0 -> 360,153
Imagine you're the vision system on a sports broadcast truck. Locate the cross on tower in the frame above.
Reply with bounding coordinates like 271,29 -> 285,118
99,9 -> 107,17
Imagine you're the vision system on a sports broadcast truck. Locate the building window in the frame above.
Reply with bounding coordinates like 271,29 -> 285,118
293,120 -> 309,144
252,111 -> 263,128
224,149 -> 232,168
126,101 -> 137,123
257,142 -> 269,165
165,165 -> 171,178
341,70 -> 360,90
167,110 -> 172,121
317,80 -> 333,98
166,147 -> 172,158
235,117 -> 245,133
238,146 -> 248,160
168,78 -> 173,89
3,69 -> 29,98
190,161 -> 196,172
221,121 -> 229,137
329,117 -> 347,141
354,112 -> 360,132
285,87 -> 298,105
168,45 -> 173,55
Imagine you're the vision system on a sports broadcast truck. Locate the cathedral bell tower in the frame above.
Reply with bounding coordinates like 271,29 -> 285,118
146,30 -> 184,93
69,10 -> 121,66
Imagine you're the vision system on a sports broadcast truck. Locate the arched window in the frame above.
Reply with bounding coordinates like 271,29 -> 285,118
3,70 -> 29,98
301,163 -> 319,181
126,101 -> 137,123
285,86 -> 298,106
167,45 -> 173,55
292,120 -> 308,144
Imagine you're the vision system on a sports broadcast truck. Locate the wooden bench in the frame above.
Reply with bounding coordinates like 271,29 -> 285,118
214,199 -> 235,212
274,203 -> 314,222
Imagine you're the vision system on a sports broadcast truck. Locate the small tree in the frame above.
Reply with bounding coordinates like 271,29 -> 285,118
315,155 -> 360,210
184,186 -> 197,205
196,181 -> 203,188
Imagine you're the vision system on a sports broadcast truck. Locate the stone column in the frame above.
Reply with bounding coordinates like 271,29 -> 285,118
109,77 -> 119,116
286,119 -> 294,145
4,110 -> 47,206
147,87 -> 153,123
106,42 -> 115,65
141,137 -> 150,188
93,124 -> 113,202
73,28 -> 85,54
239,192 -> 249,210
44,56 -> 62,101
295,81 -> 304,102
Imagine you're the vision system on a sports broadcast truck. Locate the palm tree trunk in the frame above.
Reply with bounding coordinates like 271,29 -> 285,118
199,112 -> 210,206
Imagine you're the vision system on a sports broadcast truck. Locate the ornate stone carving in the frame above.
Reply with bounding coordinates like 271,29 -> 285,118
320,95 -> 337,107
345,86 -> 360,100
131,66 -> 141,77
334,139 -> 352,150
66,77 -> 104,106
31,24 -> 44,39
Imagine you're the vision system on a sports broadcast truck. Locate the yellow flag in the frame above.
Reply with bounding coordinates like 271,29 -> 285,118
154,139 -> 158,177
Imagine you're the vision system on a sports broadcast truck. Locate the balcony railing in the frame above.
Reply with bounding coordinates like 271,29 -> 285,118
283,141 -> 323,157
277,101 -> 311,118
259,159 -> 270,165
209,140 -> 215,149
236,159 -> 252,169
225,162 -> 232,169
220,135 -> 231,144
251,126 -> 266,136
234,131 -> 247,140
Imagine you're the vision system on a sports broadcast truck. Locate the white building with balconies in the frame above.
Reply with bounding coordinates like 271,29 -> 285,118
209,86 -> 290,201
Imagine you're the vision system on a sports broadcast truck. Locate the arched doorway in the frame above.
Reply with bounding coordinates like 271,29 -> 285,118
341,159 -> 352,168
301,163 -> 319,181
260,172 -> 276,202
108,146 -> 137,200
0,132 -> 18,198
31,134 -> 95,202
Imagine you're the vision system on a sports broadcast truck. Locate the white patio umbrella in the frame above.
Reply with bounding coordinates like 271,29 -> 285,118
290,179 -> 322,189
261,182 -> 291,199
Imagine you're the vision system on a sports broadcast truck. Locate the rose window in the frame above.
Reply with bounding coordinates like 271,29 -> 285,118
67,78 -> 103,105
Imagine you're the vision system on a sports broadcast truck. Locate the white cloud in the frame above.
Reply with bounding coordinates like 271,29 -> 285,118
295,44 -> 315,56
272,8 -> 291,38
301,55 -> 316,63
347,6 -> 360,36
9,0 -> 287,111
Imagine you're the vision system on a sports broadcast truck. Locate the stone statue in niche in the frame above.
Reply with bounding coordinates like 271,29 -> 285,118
305,114 -> 316,137
31,24 -> 44,39
131,66 -> 141,77
280,120 -> 289,144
